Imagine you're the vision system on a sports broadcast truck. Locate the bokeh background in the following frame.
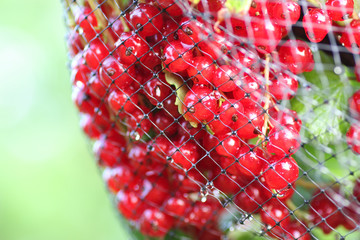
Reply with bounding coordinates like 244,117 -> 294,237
0,1 -> 129,239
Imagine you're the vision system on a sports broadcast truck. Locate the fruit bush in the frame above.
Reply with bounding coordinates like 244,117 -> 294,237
63,0 -> 360,239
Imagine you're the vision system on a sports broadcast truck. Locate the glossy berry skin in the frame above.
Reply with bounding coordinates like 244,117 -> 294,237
115,32 -> 149,65
248,19 -> 283,54
261,200 -> 291,231
267,126 -> 301,156
235,145 -> 265,177
233,74 -> 263,102
75,7 -> 99,41
80,113 -> 109,139
154,0 -> 183,16
103,164 -> 134,193
84,39 -> 109,70
129,3 -> 164,37
163,41 -> 193,72
213,65 -> 241,92
140,208 -> 174,237
93,132 -> 127,167
348,89 -> 360,118
143,74 -> 172,106
198,0 -> 225,15
216,134 -> 241,157
185,201 -> 218,227
99,56 -> 135,89
267,1 -> 301,26
117,190 -> 146,221
183,85 -> 220,123
151,111 -> 177,137
126,108 -> 152,139
340,20 -> 360,54
269,72 -> 298,100
187,56 -> 215,85
72,86 -> 100,115
353,178 -> 360,202
107,87 -> 139,115
198,33 -> 233,61
178,18 -> 207,45
88,73 -> 107,99
208,99 -> 245,136
325,0 -> 354,21
263,155 -> 299,191
269,109 -> 302,132
346,124 -> 360,154
234,181 -> 272,213
169,140 -> 200,171
309,189 -> 343,234
303,8 -> 331,43
234,99 -> 265,139
141,174 -> 170,205
283,221 -> 311,240
277,40 -> 314,74
164,196 -> 191,217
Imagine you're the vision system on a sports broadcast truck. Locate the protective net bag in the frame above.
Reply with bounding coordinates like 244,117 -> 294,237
62,0 -> 360,239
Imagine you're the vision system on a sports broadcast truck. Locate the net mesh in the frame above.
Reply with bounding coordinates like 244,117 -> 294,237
62,0 -> 360,239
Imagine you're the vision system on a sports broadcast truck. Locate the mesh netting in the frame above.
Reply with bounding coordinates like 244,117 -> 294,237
63,0 -> 360,239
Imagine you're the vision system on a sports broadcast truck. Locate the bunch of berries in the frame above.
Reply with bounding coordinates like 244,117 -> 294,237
65,0 -> 360,239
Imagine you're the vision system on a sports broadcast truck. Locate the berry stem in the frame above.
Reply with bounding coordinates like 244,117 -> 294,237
304,0 -> 322,8
296,178 -> 320,189
64,0 -> 76,28
260,54 -> 272,147
107,0 -> 122,15
286,199 -> 310,221
87,0 -> 116,46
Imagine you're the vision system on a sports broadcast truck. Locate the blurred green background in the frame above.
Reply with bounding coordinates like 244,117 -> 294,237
0,1 -> 129,239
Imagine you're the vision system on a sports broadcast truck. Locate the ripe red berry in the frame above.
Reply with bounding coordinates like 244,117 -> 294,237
163,40 -> 193,72
84,39 -> 109,70
117,190 -> 146,221
169,140 -> 200,171
267,0 -> 301,26
263,155 -> 299,191
348,89 -> 360,118
187,56 -> 216,85
267,126 -> 301,156
93,131 -> 127,167
346,123 -> 360,154
115,32 -> 150,65
277,39 -> 314,74
269,72 -> 299,100
143,73 -> 172,106
233,180 -> 272,213
107,87 -> 139,115
234,99 -> 265,139
183,85 -> 220,123
164,196 -> 191,217
178,17 -> 208,45
236,144 -> 265,177
213,65 -> 241,92
261,200 -> 291,230
340,20 -> 360,54
303,8 -> 331,43
129,3 -> 164,37
325,0 -> 354,21
208,98 -> 245,135
215,134 -> 242,157
269,108 -> 302,132
75,7 -> 99,42
154,0 -> 184,16
99,56 -> 135,89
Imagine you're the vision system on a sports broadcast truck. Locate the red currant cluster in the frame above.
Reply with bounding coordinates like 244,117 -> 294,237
64,0 -> 360,239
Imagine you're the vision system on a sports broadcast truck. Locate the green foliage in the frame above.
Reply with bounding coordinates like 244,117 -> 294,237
225,0 -> 252,14
291,51 -> 360,145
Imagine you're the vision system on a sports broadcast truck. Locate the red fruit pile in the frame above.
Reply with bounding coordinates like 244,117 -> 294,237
65,0 -> 360,239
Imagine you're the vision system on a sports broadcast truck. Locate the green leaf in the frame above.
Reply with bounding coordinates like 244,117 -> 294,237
291,51 -> 357,145
225,0 -> 252,14
164,71 -> 199,128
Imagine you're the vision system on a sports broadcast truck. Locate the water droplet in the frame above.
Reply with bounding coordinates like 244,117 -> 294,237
156,102 -> 163,109
129,131 -> 140,141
